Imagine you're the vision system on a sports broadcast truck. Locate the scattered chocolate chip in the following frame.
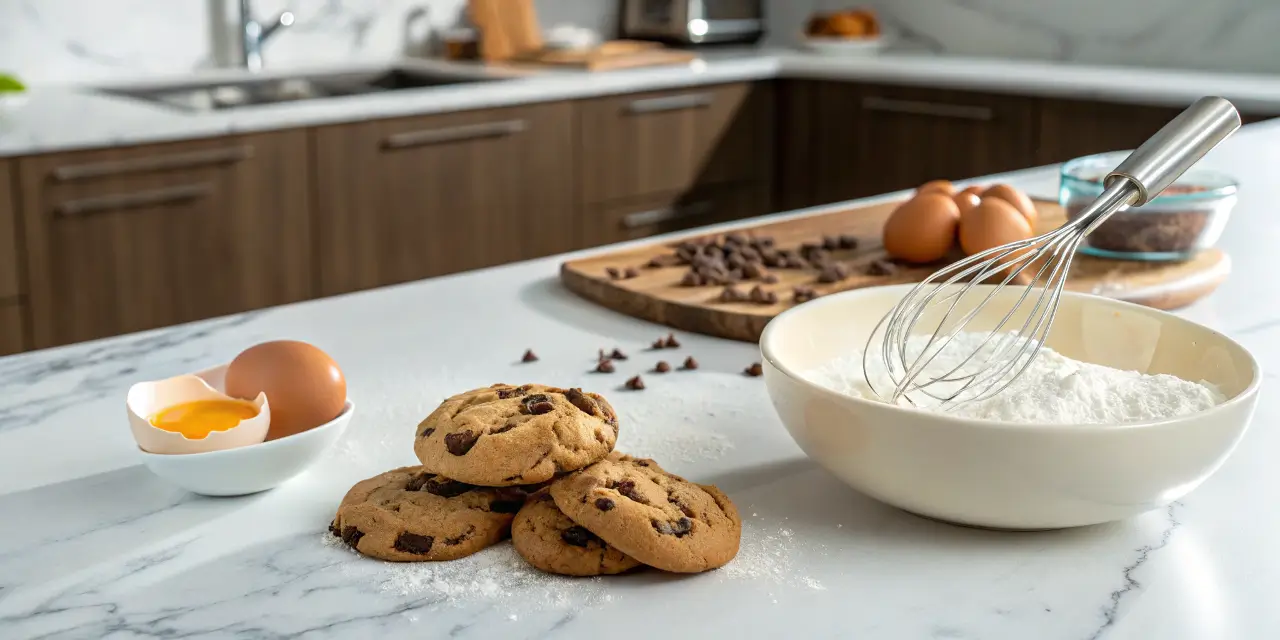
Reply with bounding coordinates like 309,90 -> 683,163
329,519 -> 340,537
784,256 -> 809,269
680,271 -> 702,287
394,532 -> 434,555
817,263 -> 849,283
719,285 -> 746,303
761,273 -> 780,284
625,375 -> 645,390
681,356 -> 699,370
606,267 -> 622,280
340,526 -> 364,549
419,427 -> 435,439
742,263 -> 764,279
623,267 -> 639,279
610,348 -> 628,360
654,360 -> 671,373
726,268 -> 744,283
744,362 -> 764,377
762,253 -> 783,268
595,359 -> 616,373
405,473 -> 431,491
724,232 -> 746,245
561,525 -> 597,548
444,430 -> 480,455
822,235 -> 841,251
651,338 -> 666,349
595,497 -> 616,511
839,234 -> 859,249
522,394 -> 555,415
564,388 -> 598,416
866,258 -> 899,276
749,285 -> 774,304
793,286 -> 820,303
664,334 -> 681,348
422,477 -> 475,498
740,246 -> 761,261
521,349 -> 538,363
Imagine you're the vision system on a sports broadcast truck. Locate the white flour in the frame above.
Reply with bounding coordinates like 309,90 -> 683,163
807,332 -> 1225,424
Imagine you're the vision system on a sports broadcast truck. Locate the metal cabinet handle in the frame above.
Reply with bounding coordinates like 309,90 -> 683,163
861,96 -> 994,121
52,146 -> 253,182
622,201 -> 713,228
54,183 -> 213,217
382,120 -> 527,149
626,93 -> 714,115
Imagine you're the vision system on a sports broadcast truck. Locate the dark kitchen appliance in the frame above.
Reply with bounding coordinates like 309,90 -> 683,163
620,0 -> 764,45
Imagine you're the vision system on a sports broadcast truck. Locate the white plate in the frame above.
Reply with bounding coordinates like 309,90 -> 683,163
801,35 -> 889,57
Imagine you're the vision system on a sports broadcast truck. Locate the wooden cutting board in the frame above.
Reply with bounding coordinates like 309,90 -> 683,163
520,41 -> 698,71
560,199 -> 1230,343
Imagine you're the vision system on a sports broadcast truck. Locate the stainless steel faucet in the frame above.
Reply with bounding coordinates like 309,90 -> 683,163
239,0 -> 295,72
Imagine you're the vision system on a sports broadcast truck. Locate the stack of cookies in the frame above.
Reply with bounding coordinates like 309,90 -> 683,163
330,383 -> 741,576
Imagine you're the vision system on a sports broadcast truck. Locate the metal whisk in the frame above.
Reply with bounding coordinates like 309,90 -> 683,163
864,96 -> 1242,409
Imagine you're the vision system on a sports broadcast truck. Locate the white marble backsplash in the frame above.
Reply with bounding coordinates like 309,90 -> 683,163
2,0 -> 1277,85
766,0 -> 1280,74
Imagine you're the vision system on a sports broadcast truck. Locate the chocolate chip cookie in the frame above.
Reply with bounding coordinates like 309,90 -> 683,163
414,384 -> 619,486
330,466 -> 531,562
512,489 -> 643,577
551,454 -> 741,573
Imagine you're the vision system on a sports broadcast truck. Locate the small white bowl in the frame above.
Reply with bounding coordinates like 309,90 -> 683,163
760,285 -> 1260,529
801,35 -> 890,57
136,364 -> 354,496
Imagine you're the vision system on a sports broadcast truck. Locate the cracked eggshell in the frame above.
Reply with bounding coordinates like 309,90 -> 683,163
127,368 -> 270,455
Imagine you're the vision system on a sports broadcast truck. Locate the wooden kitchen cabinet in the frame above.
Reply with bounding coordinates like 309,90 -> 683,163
577,82 -> 775,205
0,301 -> 26,355
0,159 -> 20,300
580,182 -> 774,247
17,130 -> 312,349
1035,99 -> 1185,165
313,102 -> 576,296
779,81 -> 1038,209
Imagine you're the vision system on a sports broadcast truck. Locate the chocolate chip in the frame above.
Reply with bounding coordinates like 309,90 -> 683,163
329,519 -> 340,537
521,349 -> 538,363
610,348 -> 628,360
664,334 -> 680,348
595,497 -> 616,511
419,427 -> 435,438
521,393 -> 554,415
654,360 -> 671,373
755,236 -> 776,248
866,258 -> 899,276
761,273 -> 780,284
444,430 -> 480,455
394,532 -> 434,555
489,496 -> 525,514
561,525 -> 598,548
822,235 -> 841,251
610,479 -> 648,504
423,478 -> 475,498
817,264 -> 848,284
404,473 -> 431,491
749,285 -> 769,303
594,359 -> 615,373
624,267 -> 639,279
625,375 -> 645,390
496,385 -> 530,399
606,267 -> 622,280
720,286 -> 746,303
669,496 -> 697,518
726,268 -> 743,283
652,517 -> 693,537
793,286 -> 819,303
651,338 -> 666,349
564,387 -> 598,416
744,362 -> 764,377
725,232 -> 746,245
681,356 -> 699,370
679,271 -> 702,287
444,526 -> 476,546
839,234 -> 859,250
742,263 -> 764,279
784,256 -> 809,269
340,526 -> 364,549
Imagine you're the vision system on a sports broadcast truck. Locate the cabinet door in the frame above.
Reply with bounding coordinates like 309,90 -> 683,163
0,159 -> 19,300
19,131 -> 312,348
580,183 -> 772,248
0,301 -> 25,355
1037,98 -> 1184,165
578,82 -> 774,204
313,102 -> 576,297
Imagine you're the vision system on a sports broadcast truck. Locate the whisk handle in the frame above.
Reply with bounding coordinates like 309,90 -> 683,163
1105,96 -> 1241,206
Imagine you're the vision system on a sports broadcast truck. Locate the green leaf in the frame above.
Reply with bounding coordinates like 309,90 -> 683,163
0,74 -> 27,93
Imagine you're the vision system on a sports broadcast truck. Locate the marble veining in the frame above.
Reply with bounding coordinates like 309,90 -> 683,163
3,118 -> 1280,636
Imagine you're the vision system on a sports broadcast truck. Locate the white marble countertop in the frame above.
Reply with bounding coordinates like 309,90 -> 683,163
2,114 -> 1279,638
5,48 -> 1280,158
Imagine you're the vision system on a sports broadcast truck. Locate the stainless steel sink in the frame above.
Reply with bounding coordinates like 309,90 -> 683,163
98,68 -> 501,112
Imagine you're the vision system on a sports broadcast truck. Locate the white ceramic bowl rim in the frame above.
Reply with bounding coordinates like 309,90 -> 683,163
759,285 -> 1262,433
136,400 -> 354,459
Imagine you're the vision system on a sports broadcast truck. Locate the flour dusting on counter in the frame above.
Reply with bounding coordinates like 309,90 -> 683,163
806,332 -> 1225,423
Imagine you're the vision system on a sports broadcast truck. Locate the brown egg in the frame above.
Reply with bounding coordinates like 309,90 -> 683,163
959,197 -> 1034,257
883,194 -> 960,264
916,180 -> 955,197
953,191 -> 982,218
225,340 -> 347,441
958,185 -> 984,198
982,184 -> 1038,226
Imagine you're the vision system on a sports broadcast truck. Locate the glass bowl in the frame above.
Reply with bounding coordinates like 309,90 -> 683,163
1060,151 -> 1238,261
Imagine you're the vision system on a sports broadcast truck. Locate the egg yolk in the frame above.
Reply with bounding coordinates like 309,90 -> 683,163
149,400 -> 258,439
